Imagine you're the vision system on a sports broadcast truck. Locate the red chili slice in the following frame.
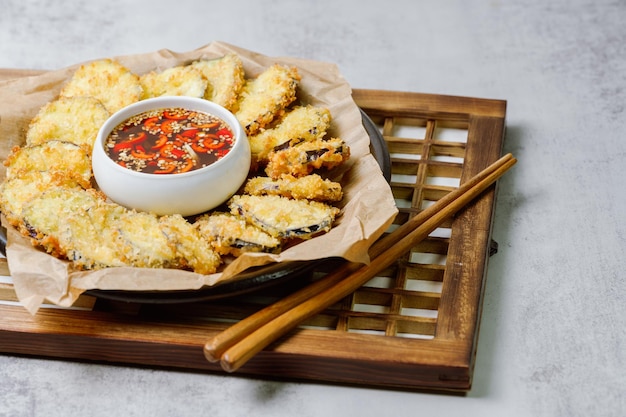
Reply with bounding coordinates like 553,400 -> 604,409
163,110 -> 187,120
215,149 -> 230,158
113,132 -> 147,153
144,117 -> 160,130
216,128 -> 232,138
154,166 -> 176,174
161,143 -> 185,159
131,148 -> 156,159
175,134 -> 194,145
152,135 -> 168,150
191,142 -> 208,153
153,160 -> 177,174
160,119 -> 176,134
202,138 -> 226,149
178,159 -> 195,173
193,122 -> 219,129
170,148 -> 185,158
180,128 -> 200,139
172,138 -> 185,147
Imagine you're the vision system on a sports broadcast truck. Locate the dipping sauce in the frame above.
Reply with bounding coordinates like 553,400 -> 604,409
105,107 -> 235,174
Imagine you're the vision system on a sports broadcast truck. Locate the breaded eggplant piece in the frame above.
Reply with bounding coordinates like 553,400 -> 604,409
264,137 -> 350,179
0,171 -> 87,228
19,187 -> 128,269
115,211 -> 178,269
3,140 -> 93,187
228,194 -> 340,240
60,58 -> 142,113
244,174 -> 343,202
17,185 -> 219,272
234,64 -> 301,135
140,64 -> 208,99
190,54 -> 245,111
25,96 -> 110,149
195,212 -> 281,256
248,105 -> 332,164
158,214 -> 222,275
66,194 -> 130,269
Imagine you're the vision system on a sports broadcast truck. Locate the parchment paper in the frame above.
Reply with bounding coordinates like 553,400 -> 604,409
0,41 -> 398,313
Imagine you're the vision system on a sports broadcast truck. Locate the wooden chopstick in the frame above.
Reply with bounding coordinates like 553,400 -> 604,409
204,153 -> 516,372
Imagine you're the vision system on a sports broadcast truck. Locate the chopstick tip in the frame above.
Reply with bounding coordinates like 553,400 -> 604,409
220,354 -> 239,373
203,343 -> 221,363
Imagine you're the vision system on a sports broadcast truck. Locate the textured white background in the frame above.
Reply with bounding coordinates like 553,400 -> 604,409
1,0 -> 625,416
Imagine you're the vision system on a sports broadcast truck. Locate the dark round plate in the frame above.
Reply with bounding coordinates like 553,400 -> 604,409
85,260 -> 321,304
0,110 -> 390,304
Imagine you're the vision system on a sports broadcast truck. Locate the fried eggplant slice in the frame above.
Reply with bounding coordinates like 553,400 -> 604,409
19,187 -> 128,268
64,195 -> 130,269
158,214 -> 222,275
0,171 -> 87,228
17,185 -> 218,271
195,212 -> 281,256
4,140 -> 93,187
140,64 -> 208,99
244,174 -> 343,202
248,105 -> 331,164
234,64 -> 301,135
25,96 -> 110,149
190,54 -> 245,111
264,137 -> 350,179
229,194 -> 340,240
60,58 -> 142,113
115,210 -> 178,269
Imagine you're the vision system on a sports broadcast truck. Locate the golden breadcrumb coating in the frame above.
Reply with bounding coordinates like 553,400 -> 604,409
19,187 -> 127,268
248,105 -> 331,164
115,210 -> 178,269
25,96 -> 110,149
17,185 -> 220,273
139,64 -> 208,99
190,54 -> 245,111
0,171 -> 87,228
67,193 -> 130,269
244,174 -> 343,202
264,137 -> 350,179
158,214 -> 222,275
60,58 -> 142,113
195,212 -> 281,256
4,140 -> 93,187
229,194 -> 340,240
234,64 -> 301,135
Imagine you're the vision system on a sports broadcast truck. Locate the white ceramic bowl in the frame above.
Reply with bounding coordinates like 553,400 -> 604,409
92,96 -> 250,216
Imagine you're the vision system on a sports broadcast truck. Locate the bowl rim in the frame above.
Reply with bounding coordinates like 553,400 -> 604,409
93,96 -> 247,180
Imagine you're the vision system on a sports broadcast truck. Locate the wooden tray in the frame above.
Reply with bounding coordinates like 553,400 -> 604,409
0,69 -> 506,392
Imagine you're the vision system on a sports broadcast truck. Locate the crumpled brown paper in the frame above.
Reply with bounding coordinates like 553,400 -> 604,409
0,41 -> 398,313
